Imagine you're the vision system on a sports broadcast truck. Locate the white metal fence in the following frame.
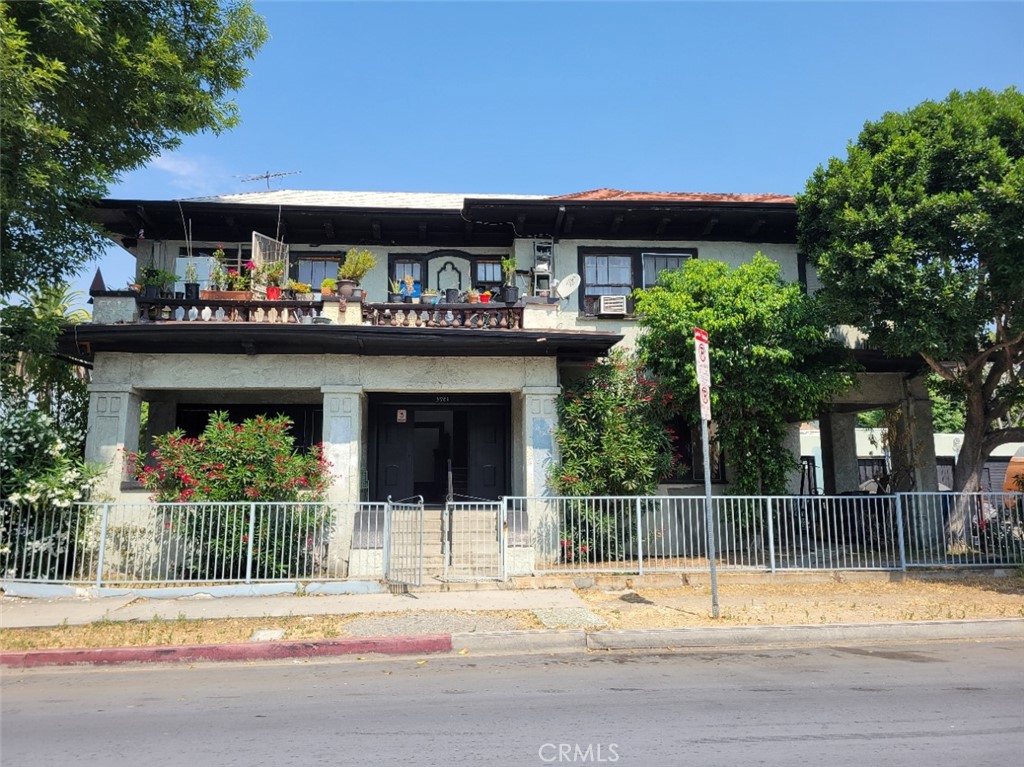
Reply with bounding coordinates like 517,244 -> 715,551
3,492 -> 1021,586
384,497 -> 425,588
507,492 -> 1024,575
444,501 -> 504,581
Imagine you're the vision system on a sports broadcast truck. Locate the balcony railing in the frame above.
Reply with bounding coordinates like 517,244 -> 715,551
361,301 -> 524,330
135,295 -> 327,324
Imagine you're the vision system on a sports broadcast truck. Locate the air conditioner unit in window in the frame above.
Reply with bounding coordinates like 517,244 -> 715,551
597,295 -> 628,316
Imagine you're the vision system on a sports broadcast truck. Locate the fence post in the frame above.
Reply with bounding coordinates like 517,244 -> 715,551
766,497 -> 776,574
245,503 -> 256,583
895,493 -> 907,572
382,499 -> 393,580
500,497 -> 508,581
635,496 -> 644,576
94,503 -> 111,588
442,505 -> 451,582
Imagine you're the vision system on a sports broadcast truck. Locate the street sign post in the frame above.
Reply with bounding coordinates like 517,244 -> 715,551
694,327 -> 719,618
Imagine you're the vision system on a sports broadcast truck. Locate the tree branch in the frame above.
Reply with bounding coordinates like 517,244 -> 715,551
981,426 -> 1024,458
920,353 -> 955,381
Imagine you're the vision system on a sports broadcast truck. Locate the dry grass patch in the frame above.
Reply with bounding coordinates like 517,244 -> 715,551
0,610 -> 541,652
579,575 -> 1024,629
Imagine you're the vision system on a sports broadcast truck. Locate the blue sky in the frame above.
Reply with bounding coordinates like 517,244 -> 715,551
78,0 -> 1023,296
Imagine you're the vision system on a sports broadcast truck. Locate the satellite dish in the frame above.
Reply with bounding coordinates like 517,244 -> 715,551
555,273 -> 581,299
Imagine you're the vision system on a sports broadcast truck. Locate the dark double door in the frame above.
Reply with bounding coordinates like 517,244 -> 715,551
370,394 -> 510,504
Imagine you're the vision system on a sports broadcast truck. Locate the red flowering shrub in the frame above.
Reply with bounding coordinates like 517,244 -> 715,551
131,411 -> 329,503
129,412 -> 332,579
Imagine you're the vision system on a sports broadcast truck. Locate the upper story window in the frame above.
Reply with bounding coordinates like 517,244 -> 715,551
292,256 -> 339,289
578,247 -> 696,315
474,261 -> 502,293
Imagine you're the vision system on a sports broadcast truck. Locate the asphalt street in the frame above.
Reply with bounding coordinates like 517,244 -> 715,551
2,641 -> 1022,766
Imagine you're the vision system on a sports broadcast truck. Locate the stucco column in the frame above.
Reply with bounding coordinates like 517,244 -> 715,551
895,375 -> 939,493
522,386 -> 560,566
322,385 -> 363,576
85,385 -> 141,501
820,411 -> 860,494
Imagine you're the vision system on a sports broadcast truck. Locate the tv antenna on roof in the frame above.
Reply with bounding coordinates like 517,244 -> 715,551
238,170 -> 301,189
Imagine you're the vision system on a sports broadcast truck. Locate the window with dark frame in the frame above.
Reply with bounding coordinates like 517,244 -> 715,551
291,257 -> 340,290
577,247 -> 696,315
473,261 -> 502,293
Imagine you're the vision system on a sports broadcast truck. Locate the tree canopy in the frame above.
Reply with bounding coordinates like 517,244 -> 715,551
0,0 -> 268,294
797,87 -> 1024,491
635,254 -> 852,495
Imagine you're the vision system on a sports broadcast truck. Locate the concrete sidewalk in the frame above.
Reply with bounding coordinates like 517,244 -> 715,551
1,588 -> 589,629
3,586 -> 1024,668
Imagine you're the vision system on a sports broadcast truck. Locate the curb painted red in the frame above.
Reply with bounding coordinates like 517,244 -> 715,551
0,634 -> 453,668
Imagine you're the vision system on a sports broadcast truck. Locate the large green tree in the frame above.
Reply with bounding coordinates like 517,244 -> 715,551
0,0 -> 267,294
635,254 -> 852,495
797,87 -> 1024,493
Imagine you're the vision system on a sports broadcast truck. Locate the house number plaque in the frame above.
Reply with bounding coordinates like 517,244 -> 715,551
396,409 -> 407,423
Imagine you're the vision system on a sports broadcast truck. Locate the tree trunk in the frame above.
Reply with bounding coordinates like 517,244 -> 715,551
947,386 -> 987,549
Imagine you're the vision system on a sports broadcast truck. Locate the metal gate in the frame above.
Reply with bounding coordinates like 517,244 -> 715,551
383,496 -> 425,588
443,501 -> 505,581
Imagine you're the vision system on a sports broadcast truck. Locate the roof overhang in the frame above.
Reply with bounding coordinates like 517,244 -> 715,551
59,323 -> 623,363
87,193 -> 797,250
462,196 -> 797,244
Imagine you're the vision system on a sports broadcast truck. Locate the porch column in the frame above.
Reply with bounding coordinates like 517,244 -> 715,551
820,411 -> 860,494
893,375 -> 939,493
322,385 -> 363,577
522,386 -> 561,566
85,385 -> 142,501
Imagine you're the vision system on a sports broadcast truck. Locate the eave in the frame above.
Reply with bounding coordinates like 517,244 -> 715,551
59,323 -> 623,363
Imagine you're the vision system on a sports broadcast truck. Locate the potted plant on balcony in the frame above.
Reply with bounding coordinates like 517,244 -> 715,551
479,289 -> 492,304
337,247 -> 376,299
262,260 -> 286,300
420,288 -> 438,304
500,255 -> 519,304
320,277 -> 337,297
289,281 -> 313,301
402,273 -> 418,303
141,267 -> 179,299
183,260 -> 200,300
388,278 -> 404,303
466,288 -> 480,304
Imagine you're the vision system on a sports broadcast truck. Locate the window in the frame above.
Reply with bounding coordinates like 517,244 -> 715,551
390,257 -> 425,295
293,258 -> 339,289
641,252 -> 690,288
474,261 -> 502,293
578,247 -> 696,315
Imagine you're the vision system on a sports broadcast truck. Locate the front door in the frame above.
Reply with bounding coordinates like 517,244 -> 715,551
369,395 -> 510,504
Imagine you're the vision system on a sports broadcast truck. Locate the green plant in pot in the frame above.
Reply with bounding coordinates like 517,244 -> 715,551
320,277 -> 337,296
500,254 -> 519,304
338,248 -> 376,298
388,278 -> 403,302
141,267 -> 180,298
183,260 -> 200,300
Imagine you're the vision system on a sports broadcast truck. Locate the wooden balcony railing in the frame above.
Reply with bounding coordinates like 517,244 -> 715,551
361,302 -> 524,330
135,296 -> 327,324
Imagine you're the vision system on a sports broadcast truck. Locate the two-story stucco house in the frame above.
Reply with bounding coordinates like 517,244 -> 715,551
67,188 -> 939,512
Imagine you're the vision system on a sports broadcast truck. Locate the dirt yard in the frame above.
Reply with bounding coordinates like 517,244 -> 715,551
578,574 -> 1024,629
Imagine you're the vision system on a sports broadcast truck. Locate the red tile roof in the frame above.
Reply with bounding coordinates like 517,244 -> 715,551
548,187 -> 795,204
